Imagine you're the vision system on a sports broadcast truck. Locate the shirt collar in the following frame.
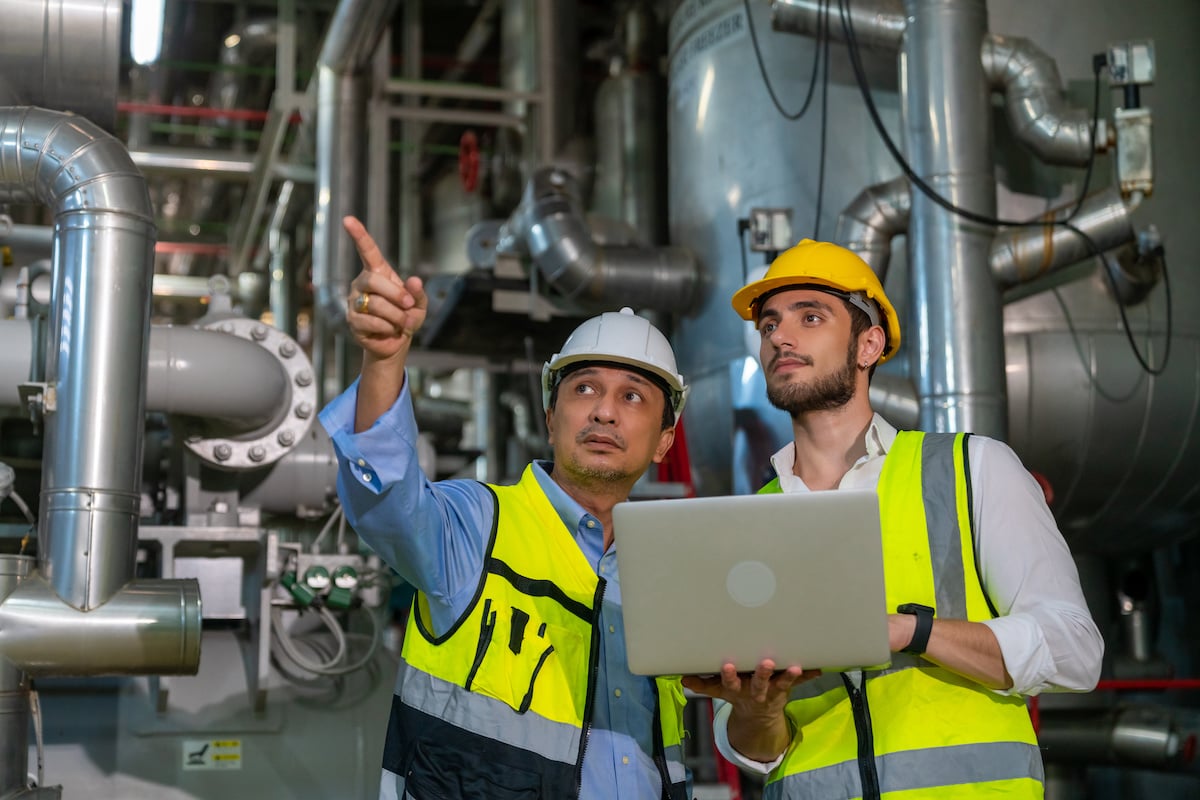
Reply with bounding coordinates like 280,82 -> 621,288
531,459 -> 593,531
769,412 -> 898,479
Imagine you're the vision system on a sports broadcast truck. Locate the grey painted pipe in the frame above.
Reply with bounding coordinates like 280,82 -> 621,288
1,322 -> 291,441
982,33 -> 1105,168
990,187 -> 1137,289
835,175 -> 911,283
903,0 -> 1008,439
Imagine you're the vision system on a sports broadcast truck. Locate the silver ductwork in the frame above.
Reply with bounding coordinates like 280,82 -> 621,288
982,33 -> 1108,167
0,0 -> 122,131
501,167 -> 700,312
904,0 -> 1008,439
991,187 -> 1139,289
771,0 -> 905,49
312,0 -> 399,327
0,106 -> 200,799
834,175 -> 911,281
1039,706 -> 1196,769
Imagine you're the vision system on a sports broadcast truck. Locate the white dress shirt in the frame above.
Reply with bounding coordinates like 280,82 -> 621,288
714,413 -> 1104,772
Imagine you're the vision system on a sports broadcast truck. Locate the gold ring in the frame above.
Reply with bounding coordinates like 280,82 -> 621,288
355,292 -> 370,313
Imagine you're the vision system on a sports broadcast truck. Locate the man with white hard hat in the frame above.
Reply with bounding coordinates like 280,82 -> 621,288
319,216 -> 692,800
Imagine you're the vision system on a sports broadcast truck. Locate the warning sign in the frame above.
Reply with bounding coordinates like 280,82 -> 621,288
182,739 -> 243,770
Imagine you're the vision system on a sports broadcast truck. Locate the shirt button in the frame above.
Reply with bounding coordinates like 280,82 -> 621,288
614,688 -> 622,698
362,473 -> 372,482
608,625 -> 615,634
622,756 -> 629,765
586,520 -> 596,529
357,458 -> 366,467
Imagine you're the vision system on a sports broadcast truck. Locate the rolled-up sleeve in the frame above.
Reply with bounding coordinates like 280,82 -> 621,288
970,437 -> 1104,695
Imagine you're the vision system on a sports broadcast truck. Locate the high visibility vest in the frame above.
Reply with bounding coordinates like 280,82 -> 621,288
383,465 -> 689,799
758,431 -> 1042,800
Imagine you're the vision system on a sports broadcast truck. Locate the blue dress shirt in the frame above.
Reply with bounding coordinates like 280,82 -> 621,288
320,376 -> 678,800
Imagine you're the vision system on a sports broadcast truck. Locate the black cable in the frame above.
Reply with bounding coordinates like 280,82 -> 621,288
744,0 -> 824,120
1062,222 -> 1173,375
813,0 -> 832,239
837,0 -> 1171,375
836,0 -> 1099,230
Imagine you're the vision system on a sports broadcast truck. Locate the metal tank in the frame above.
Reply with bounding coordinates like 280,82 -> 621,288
668,0 -> 1200,556
667,0 -> 906,495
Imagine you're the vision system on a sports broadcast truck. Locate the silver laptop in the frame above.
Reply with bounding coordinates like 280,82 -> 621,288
612,489 -> 891,676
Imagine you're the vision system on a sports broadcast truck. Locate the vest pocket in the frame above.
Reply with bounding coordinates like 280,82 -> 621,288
405,738 -> 542,799
467,600 -> 588,721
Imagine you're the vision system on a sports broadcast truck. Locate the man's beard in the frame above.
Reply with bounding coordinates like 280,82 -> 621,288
766,341 -> 859,417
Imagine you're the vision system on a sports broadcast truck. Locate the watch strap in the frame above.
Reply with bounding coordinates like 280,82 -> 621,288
898,603 -> 935,656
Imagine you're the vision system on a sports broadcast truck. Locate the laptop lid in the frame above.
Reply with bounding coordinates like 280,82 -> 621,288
612,489 -> 890,676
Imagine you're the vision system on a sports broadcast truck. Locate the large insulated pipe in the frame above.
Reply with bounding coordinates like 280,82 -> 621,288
0,561 -> 201,675
772,0 -> 905,50
0,107 -> 153,610
903,0 -> 1007,438
834,175 -> 911,282
501,166 -> 699,312
982,33 -> 1107,168
990,187 -> 1139,289
312,0 -> 399,327
0,0 -> 122,131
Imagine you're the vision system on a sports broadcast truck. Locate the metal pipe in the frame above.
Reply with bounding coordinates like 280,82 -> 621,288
991,187 -> 1138,289
982,33 -> 1106,167
502,167 -> 699,312
0,571 -> 201,676
1038,706 -> 1195,769
0,0 -> 121,131
868,373 -> 920,430
903,0 -> 1007,439
386,105 -> 525,129
0,107 -> 153,610
0,321 -> 291,448
312,0 -> 399,328
129,147 -> 314,183
834,175 -> 911,282
0,556 -> 32,797
772,0 -> 905,49
385,78 -> 540,104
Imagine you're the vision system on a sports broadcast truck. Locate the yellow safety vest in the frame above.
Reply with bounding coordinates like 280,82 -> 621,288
758,431 -> 1042,800
385,465 -> 688,799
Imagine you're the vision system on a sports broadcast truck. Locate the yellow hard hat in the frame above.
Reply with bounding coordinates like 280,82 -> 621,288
730,239 -> 901,364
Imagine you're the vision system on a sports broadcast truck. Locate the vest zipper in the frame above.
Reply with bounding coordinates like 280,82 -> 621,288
649,682 -> 675,800
841,671 -> 881,800
575,576 -> 607,798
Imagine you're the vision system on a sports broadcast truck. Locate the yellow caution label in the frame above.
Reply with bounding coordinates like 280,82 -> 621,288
183,738 -> 243,770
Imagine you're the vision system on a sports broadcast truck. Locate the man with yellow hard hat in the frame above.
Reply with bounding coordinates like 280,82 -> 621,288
683,239 -> 1102,799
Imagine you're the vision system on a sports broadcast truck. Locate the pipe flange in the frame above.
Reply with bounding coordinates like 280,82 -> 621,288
184,317 -> 317,470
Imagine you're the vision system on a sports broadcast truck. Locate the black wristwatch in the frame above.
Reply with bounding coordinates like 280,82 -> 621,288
897,603 -> 935,656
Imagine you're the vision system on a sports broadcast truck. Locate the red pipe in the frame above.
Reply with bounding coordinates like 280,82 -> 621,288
1095,678 -> 1200,691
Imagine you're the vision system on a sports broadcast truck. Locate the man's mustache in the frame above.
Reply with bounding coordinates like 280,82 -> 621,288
769,351 -> 813,372
576,427 -> 626,448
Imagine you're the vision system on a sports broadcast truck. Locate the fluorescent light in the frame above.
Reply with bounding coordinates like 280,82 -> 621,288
130,0 -> 166,66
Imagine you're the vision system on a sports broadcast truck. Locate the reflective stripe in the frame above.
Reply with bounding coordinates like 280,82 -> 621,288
663,744 -> 688,785
394,656 -> 582,766
920,433 -> 967,620
767,740 -> 1044,799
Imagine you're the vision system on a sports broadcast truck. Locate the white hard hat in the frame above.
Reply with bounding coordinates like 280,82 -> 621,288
541,307 -> 689,419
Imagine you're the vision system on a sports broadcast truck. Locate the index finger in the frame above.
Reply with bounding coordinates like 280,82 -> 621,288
343,216 -> 392,275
